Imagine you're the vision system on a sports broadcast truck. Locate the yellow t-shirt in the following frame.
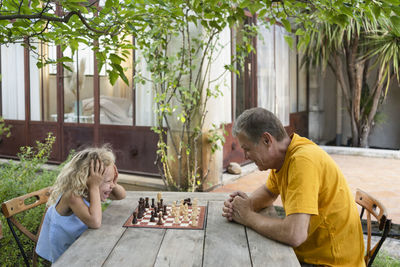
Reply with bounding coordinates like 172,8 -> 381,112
266,134 -> 365,267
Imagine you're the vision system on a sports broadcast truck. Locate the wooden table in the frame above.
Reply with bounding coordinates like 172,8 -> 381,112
54,192 -> 300,266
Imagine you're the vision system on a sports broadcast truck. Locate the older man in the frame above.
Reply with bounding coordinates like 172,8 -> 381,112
222,107 -> 365,266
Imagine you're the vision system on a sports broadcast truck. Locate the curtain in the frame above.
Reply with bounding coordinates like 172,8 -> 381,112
257,25 -> 275,114
1,44 -> 25,120
274,26 -> 290,126
135,49 -> 156,126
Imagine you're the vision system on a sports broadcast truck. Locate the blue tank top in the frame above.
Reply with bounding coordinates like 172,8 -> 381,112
36,195 -> 90,263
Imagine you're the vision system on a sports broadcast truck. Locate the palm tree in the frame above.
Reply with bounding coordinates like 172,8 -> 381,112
301,14 -> 399,147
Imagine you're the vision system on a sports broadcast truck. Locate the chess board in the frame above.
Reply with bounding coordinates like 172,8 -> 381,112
123,205 -> 207,230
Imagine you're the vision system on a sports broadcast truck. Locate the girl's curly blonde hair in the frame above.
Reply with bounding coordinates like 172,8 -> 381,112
47,146 -> 115,206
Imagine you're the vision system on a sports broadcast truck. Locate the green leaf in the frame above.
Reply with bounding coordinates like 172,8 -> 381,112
109,53 -> 122,65
332,14 -> 348,27
58,56 -> 74,62
258,9 -> 267,19
108,70 -> 119,85
105,0 -> 113,9
69,39 -> 79,51
284,35 -> 294,49
281,18 -> 291,33
295,28 -> 305,36
390,16 -> 400,36
392,6 -> 400,16
371,4 -> 381,19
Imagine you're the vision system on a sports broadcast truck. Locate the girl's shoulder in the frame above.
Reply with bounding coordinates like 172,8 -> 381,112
66,191 -> 90,207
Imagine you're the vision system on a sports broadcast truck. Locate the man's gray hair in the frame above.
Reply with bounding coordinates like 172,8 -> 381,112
233,107 -> 288,143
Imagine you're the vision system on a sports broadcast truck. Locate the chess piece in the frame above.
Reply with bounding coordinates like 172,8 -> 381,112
171,206 -> 176,217
193,198 -> 198,207
145,197 -> 150,208
151,198 -> 155,208
132,212 -> 138,224
157,192 -> 162,203
184,203 -> 189,215
157,212 -> 163,225
184,198 -> 192,206
137,209 -> 143,219
160,198 -> 163,207
192,217 -> 198,227
174,212 -> 180,224
192,207 -> 198,217
150,211 -> 155,222
163,205 -> 167,216
184,212 -> 189,221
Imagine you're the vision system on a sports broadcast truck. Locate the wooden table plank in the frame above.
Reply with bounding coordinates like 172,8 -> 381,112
53,197 -> 137,266
53,192 -> 299,266
103,228 -> 165,267
154,229 -> 204,267
203,201 -> 252,267
247,227 -> 300,267
246,207 -> 300,267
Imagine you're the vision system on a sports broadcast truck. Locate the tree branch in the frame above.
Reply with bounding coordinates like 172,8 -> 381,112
0,10 -> 106,34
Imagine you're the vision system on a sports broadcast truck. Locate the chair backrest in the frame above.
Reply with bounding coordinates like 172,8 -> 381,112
1,187 -> 51,267
355,189 -> 392,267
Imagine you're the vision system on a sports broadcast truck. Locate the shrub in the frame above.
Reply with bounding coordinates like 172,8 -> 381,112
0,133 -> 59,266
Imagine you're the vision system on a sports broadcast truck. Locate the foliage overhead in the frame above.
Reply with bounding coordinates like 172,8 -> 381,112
1,0 -> 399,85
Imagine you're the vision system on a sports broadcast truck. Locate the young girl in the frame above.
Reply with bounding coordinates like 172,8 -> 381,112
36,146 -> 126,263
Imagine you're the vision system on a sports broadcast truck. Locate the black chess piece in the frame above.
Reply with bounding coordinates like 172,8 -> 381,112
150,211 -> 155,222
145,197 -> 150,208
137,207 -> 144,219
132,212 -> 138,224
163,205 -> 167,215
160,198 -> 163,207
184,198 -> 192,206
151,198 -> 155,208
157,212 -> 163,225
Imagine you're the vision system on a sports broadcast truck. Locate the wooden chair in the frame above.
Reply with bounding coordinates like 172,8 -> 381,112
1,187 -> 51,267
355,189 -> 392,267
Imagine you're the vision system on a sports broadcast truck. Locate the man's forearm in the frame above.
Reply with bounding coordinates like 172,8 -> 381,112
250,185 -> 277,212
246,212 -> 310,248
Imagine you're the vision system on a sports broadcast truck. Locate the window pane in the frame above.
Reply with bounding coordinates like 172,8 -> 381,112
64,44 -> 94,123
1,44 -> 25,120
99,44 -> 133,125
30,42 -> 57,121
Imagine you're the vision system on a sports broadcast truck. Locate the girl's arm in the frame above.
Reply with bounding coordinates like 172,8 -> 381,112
109,165 -> 126,200
69,159 -> 104,229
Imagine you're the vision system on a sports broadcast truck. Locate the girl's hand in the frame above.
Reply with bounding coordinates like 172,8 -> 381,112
87,159 -> 104,188
112,164 -> 119,185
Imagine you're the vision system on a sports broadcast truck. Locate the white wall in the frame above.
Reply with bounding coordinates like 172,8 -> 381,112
203,26 -> 232,130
